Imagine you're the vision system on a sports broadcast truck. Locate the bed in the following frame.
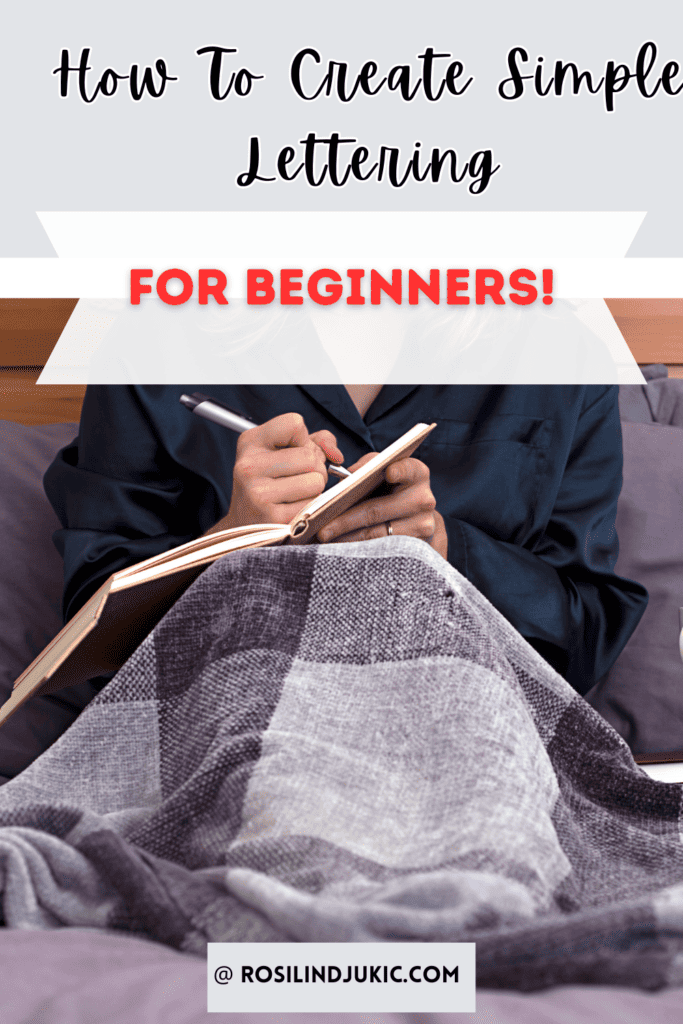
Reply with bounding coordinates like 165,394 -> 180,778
1,371 -> 683,1023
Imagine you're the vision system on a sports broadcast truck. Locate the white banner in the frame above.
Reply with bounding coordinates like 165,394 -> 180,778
37,211 -> 645,259
1,258 -> 681,299
36,296 -> 644,386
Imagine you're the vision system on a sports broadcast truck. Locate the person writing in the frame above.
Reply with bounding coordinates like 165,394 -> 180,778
205,386 -> 447,557
43,382 -> 646,717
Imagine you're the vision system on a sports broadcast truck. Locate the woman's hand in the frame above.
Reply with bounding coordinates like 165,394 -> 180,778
206,413 -> 343,534
317,455 -> 448,559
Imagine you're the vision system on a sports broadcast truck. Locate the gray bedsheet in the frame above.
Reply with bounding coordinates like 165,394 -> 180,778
2,929 -> 683,1023
1,537 -> 683,994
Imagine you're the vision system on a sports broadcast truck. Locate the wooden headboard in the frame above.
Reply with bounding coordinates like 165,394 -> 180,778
0,300 -> 83,424
605,299 -> 683,375
0,298 -> 681,424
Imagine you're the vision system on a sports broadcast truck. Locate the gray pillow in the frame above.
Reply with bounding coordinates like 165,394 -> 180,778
587,420 -> 683,754
0,419 -> 89,779
619,369 -> 683,427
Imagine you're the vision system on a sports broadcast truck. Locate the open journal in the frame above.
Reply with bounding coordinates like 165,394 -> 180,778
0,421 -> 435,727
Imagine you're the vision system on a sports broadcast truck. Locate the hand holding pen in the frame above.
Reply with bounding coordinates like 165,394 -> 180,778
181,393 -> 350,478
181,392 -> 448,558
180,393 -> 349,533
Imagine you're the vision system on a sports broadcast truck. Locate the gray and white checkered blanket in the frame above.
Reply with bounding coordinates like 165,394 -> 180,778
1,536 -> 683,991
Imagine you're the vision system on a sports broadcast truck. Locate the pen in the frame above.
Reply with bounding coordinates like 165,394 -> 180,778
179,392 -> 352,478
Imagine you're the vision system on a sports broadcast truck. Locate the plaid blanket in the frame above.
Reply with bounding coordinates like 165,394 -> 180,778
1,536 -> 683,991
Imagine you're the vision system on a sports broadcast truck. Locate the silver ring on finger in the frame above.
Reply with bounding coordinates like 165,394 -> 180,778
386,521 -> 393,536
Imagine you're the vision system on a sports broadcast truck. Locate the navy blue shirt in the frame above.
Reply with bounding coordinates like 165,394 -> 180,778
44,384 -> 647,695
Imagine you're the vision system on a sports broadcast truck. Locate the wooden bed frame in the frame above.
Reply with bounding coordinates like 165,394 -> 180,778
1,298 -> 681,424
0,300 -> 82,425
